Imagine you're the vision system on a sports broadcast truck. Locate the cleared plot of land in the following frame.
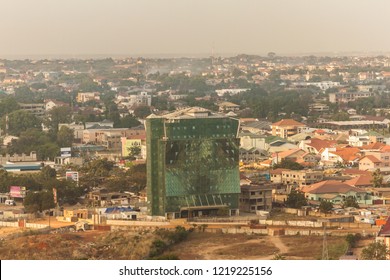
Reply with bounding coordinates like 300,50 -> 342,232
168,232 -> 347,260
280,235 -> 348,260
0,229 -> 351,260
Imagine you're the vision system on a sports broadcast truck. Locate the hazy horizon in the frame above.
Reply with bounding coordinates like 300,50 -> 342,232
2,0 -> 390,58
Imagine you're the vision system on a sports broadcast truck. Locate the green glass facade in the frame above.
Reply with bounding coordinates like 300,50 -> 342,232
146,109 -> 241,217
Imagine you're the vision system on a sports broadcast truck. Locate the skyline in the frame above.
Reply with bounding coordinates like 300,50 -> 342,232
1,0 -> 390,58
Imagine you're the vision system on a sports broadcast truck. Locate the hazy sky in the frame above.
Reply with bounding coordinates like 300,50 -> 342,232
1,0 -> 390,58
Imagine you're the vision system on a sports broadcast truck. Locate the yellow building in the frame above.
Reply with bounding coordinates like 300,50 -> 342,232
271,119 -> 305,139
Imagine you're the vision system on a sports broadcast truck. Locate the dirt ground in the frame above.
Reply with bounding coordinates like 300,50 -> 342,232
167,232 -> 347,260
0,227 -> 25,238
31,216 -> 74,228
0,226 -> 375,260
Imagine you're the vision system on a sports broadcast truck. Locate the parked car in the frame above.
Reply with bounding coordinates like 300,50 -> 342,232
4,200 -> 16,206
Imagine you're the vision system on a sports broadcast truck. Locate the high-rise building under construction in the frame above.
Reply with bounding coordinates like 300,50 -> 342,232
146,107 -> 240,218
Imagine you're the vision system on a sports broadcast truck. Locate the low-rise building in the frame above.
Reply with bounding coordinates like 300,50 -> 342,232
271,119 -> 306,139
329,92 -> 373,103
270,169 -> 323,187
18,103 -> 45,117
239,184 -> 273,213
301,180 -> 372,205
77,92 -> 100,103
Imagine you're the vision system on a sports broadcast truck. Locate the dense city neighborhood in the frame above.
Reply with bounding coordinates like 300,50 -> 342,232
1,54 -> 390,260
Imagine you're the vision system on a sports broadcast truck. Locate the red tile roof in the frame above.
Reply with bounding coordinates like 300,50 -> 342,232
344,175 -> 373,187
380,145 -> 390,152
361,155 -> 382,163
301,180 -> 367,194
342,169 -> 371,176
361,142 -> 386,150
273,149 -> 305,159
272,119 -> 305,127
306,138 -> 337,152
270,168 -> 288,175
332,147 -> 361,162
379,217 -> 390,236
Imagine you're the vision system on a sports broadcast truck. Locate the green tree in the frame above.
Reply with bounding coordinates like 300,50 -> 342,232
372,169 -> 383,188
361,241 -> 390,260
78,78 -> 102,92
1,110 -> 41,136
345,233 -> 361,248
82,158 -> 114,177
342,196 -> 359,208
273,159 -> 304,170
7,128 -> 59,160
41,166 -> 57,180
125,163 -> 146,191
127,145 -> 141,160
332,112 -> 350,121
36,142 -> 60,160
23,191 -> 55,213
285,189 -> 307,208
45,106 -> 72,133
115,115 -> 141,128
56,126 -> 74,147
0,97 -> 20,117
319,200 -> 333,214
133,105 -> 151,119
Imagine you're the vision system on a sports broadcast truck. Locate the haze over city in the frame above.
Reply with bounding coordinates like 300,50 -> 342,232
1,0 -> 390,58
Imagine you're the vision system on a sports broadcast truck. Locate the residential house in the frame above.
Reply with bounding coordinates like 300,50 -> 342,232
270,169 -> 323,187
272,148 -> 317,166
301,180 -> 372,205
329,92 -> 373,103
88,191 -> 137,207
348,135 -> 371,147
344,174 -> 373,188
320,147 -> 361,166
115,92 -> 152,108
348,131 -> 384,147
239,183 -> 273,212
239,147 -> 268,163
84,128 -> 133,148
358,149 -> 390,172
359,155 -> 384,171
63,209 -> 88,222
269,168 -> 288,184
45,99 -> 69,111
77,92 -> 100,103
299,138 -> 337,154
309,103 -> 329,112
217,101 -> 240,112
360,142 -> 386,152
271,119 -> 306,139
341,168 -> 372,178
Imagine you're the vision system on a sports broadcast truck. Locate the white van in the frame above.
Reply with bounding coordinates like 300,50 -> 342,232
4,200 -> 16,206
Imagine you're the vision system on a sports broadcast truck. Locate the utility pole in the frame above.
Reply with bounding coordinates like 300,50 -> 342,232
322,225 -> 329,260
